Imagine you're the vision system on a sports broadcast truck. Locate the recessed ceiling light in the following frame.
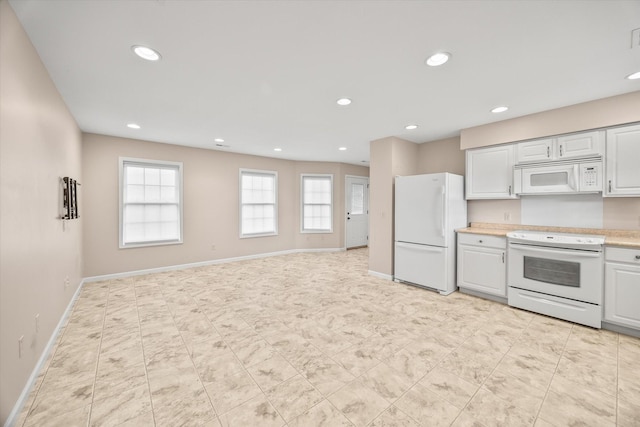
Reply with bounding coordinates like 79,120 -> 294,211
127,123 -> 141,129
336,98 -> 352,106
626,71 -> 640,80
214,138 -> 224,143
425,52 -> 450,67
405,124 -> 418,130
339,147 -> 347,151
491,106 -> 509,113
132,45 -> 161,61
274,148 -> 282,152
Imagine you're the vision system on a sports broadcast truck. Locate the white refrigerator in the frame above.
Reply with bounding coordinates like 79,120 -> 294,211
394,173 -> 467,295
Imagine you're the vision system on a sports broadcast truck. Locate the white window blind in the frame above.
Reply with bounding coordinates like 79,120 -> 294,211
302,174 -> 333,232
240,170 -> 277,237
120,158 -> 183,247
350,183 -> 365,215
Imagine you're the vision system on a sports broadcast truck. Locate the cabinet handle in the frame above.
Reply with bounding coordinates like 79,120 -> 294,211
478,240 -> 483,244
547,146 -> 550,158
559,144 -> 563,156
508,185 -> 512,195
635,255 -> 640,260
608,180 -> 612,193
502,253 -> 505,263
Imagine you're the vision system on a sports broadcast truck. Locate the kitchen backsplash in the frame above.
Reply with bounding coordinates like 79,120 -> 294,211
467,197 -> 640,230
521,194 -> 603,228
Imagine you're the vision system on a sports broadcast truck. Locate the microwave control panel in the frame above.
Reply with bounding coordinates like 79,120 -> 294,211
580,162 -> 602,191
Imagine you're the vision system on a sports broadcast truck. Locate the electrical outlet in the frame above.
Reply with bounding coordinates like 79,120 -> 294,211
35,314 -> 40,333
64,276 -> 70,289
18,335 -> 24,358
504,212 -> 511,221
211,244 -> 216,251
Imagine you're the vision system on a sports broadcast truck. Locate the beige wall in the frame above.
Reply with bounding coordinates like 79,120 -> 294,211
460,91 -> 640,150
82,133 -> 369,277
369,137 -> 418,276
603,198 -> 640,230
0,0 -> 83,423
417,136 -> 465,176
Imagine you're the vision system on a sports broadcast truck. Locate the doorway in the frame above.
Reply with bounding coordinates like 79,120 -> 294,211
345,175 -> 369,249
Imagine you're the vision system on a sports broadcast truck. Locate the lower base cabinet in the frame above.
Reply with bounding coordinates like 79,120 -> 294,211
604,247 -> 640,330
457,234 -> 507,297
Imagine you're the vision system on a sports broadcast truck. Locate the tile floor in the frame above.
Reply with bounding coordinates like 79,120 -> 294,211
15,249 -> 640,427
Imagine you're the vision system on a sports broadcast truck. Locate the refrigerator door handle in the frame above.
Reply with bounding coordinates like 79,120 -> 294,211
440,186 -> 446,237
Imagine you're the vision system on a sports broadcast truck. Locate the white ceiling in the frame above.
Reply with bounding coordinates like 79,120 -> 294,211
9,0 -> 640,165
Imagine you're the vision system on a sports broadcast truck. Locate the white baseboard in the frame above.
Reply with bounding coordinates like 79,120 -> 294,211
4,278 -> 85,427
84,247 -> 345,283
368,270 -> 393,281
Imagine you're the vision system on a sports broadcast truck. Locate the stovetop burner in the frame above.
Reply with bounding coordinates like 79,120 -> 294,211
507,230 -> 605,251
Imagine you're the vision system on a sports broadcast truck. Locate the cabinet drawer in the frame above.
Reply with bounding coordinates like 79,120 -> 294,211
458,233 -> 506,249
606,247 -> 640,263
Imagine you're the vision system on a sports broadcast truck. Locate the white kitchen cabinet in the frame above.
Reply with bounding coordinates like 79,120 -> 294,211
465,145 -> 517,199
605,124 -> 640,197
557,131 -> 603,159
516,131 -> 603,164
457,233 -> 507,297
516,138 -> 553,163
604,247 -> 640,330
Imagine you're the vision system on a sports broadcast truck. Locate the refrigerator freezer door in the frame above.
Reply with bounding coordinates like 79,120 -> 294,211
394,241 -> 446,291
395,174 -> 447,247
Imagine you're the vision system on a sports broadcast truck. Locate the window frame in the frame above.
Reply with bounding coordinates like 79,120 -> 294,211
239,168 -> 279,238
119,157 -> 184,249
300,173 -> 334,234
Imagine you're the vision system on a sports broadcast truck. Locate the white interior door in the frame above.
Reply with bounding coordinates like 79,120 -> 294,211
345,176 -> 369,248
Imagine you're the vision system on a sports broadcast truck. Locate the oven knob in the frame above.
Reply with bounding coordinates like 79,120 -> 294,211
576,238 -> 583,243
586,239 -> 593,243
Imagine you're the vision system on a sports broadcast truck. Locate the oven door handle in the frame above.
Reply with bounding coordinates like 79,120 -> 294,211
509,243 -> 602,258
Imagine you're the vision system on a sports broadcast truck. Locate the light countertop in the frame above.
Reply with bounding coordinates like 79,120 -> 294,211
457,222 -> 640,249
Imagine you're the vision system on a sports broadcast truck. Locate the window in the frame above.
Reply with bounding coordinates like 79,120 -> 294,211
240,169 -> 277,237
301,174 -> 333,233
119,158 -> 183,248
350,182 -> 365,215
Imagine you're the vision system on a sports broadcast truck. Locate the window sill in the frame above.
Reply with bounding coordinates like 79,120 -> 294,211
119,240 -> 183,249
240,232 -> 278,239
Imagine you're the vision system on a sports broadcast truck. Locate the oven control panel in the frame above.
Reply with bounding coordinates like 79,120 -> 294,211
580,162 -> 602,191
507,230 -> 605,251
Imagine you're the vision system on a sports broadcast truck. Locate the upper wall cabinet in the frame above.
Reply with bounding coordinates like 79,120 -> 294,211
466,145 -> 517,200
515,131 -> 604,164
605,124 -> 640,197
516,138 -> 553,163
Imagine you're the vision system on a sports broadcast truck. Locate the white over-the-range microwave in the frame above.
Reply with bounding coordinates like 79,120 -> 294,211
513,159 -> 603,195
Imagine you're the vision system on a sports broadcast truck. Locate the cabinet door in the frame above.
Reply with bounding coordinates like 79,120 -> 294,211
465,145 -> 516,199
457,243 -> 506,297
604,262 -> 640,329
605,124 -> 640,197
557,130 -> 603,159
516,138 -> 553,163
